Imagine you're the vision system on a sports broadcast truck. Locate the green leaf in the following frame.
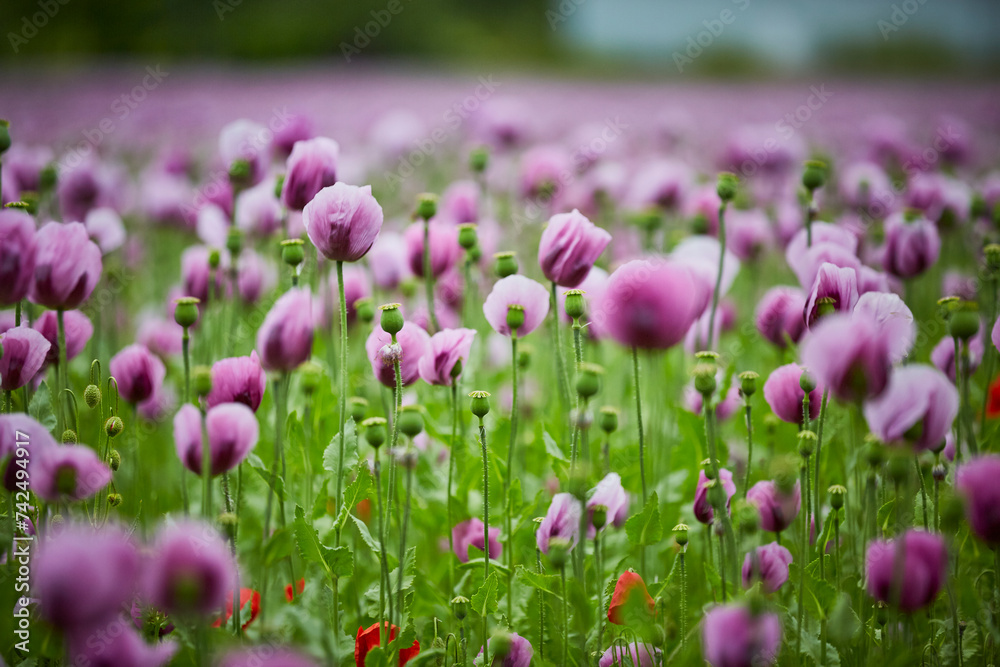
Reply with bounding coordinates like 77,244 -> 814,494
877,499 -> 895,535
471,572 -> 501,617
247,453 -> 284,501
294,505 -> 332,577
514,565 -> 563,599
323,419 -> 358,477
326,546 -> 354,578
28,381 -> 56,432
335,461 -> 372,532
263,526 -> 294,566
364,646 -> 389,667
542,430 -> 568,463
349,513 -> 381,554
799,629 -> 841,667
625,492 -> 662,547
801,558 -> 837,620
507,478 -> 523,520
827,593 -> 860,646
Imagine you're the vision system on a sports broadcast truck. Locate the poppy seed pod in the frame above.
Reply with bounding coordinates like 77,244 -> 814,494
564,289 -> 586,320
281,239 -> 305,268
599,406 -> 619,433
379,303 -> 404,337
674,523 -> 689,547
693,363 -> 717,397
362,417 -> 387,449
716,171 -> 739,202
470,390 -> 491,419
506,304 -> 526,332
949,306 -> 980,341
802,160 -> 827,191
415,192 -> 438,221
576,362 -> 604,399
349,397 -> 368,423
458,223 -> 478,250
739,371 -> 758,399
829,484 -> 846,510
495,251 -> 518,278
469,146 -> 489,173
398,405 -> 424,438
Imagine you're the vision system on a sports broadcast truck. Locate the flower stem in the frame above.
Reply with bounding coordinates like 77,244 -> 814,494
561,565 -> 569,667
374,450 -> 388,649
335,260 -> 349,542
201,401 -> 213,520
505,332 -> 518,622
536,548 -> 545,663
448,383 -> 458,596
632,347 -> 647,504
479,416 -> 490,587
814,389 -> 829,578
796,462 -> 808,665
424,219 -> 439,333
743,401 -> 754,498
398,450 -> 413,626
549,281 -> 570,421
680,550 -> 688,650
706,202 -> 728,351
595,533 -> 604,655
56,309 -> 67,434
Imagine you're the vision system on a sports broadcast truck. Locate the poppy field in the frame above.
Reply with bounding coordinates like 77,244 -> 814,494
1,76 -> 1000,667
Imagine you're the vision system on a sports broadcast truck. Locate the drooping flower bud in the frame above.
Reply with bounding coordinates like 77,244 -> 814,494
109,449 -> 121,471
84,384 -> 101,409
106,416 -> 124,438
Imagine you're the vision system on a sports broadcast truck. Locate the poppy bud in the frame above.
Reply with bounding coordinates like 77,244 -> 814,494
107,493 -> 122,507
469,146 -> 489,174
61,429 -> 76,444
735,499 -> 759,534
174,297 -> 200,329
228,158 -> 252,187
886,451 -> 910,484
109,449 -> 121,471
799,369 -> 817,394
576,362 -> 604,399
506,304 -> 525,332
693,363 -> 716,397
452,596 -> 469,620
39,164 -> 57,192
226,227 -> 243,257
829,484 -> 846,510
494,251 -> 518,278
591,505 -> 608,531
208,249 -> 222,270
547,537 -> 571,569
949,306 -> 979,341
599,406 -> 619,434
716,172 -> 739,202
274,174 -> 286,199
193,365 -> 213,397
802,160 -> 827,191
564,289 -> 586,320
379,303 -> 404,337
415,192 -> 438,221
300,362 -> 323,394
106,416 -> 124,438
398,405 -> 424,438
739,371 -> 758,399
932,463 -> 946,483
281,239 -> 305,268
84,384 -> 101,409
362,417 -> 387,449
673,523 -> 689,547
470,391 -> 491,419
458,223 -> 478,250
798,430 -> 816,458
349,397 -> 368,423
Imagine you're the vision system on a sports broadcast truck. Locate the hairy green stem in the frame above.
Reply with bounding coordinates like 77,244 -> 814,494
706,202 -> 728,351
423,219 -> 439,333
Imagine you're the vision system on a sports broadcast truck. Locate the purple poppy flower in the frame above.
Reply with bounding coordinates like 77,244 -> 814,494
537,209 -> 611,288
452,517 -> 502,563
754,286 -> 807,348
670,236 -> 741,316
365,321 -> 431,388
180,245 -> 227,303
994,315 -> 1000,353
483,632 -> 533,667
599,642 -> 660,667
0,413 -> 57,491
236,250 -> 276,304
367,232 -> 410,290
957,455 -> 1000,544
271,111 -> 315,157
483,275 -> 550,337
0,326 -> 50,391
742,542 -> 793,593
405,220 -> 460,280
33,309 -> 93,366
519,144 -> 572,199
440,180 -> 479,224
302,183 -> 384,263
804,263 -> 859,327
762,363 -> 823,425
726,209 -> 773,261
174,402 -> 259,476
196,203 -> 230,248
219,648 -> 320,667
536,492 -> 582,554
839,161 -> 892,210
595,257 -> 700,350
800,312 -> 892,402
138,383 -> 176,423
84,207 -> 126,254
747,480 -> 801,534
0,208 -> 36,305
136,315 -> 183,359
236,178 -> 283,237
57,157 -> 118,223
863,365 -> 958,452
67,620 -> 177,667
29,221 -> 103,310
143,520 -> 236,615
883,212 -> 941,279
219,119 -> 270,185
626,159 -> 692,211
852,291 -> 915,363
790,242 -> 862,294
418,328 -> 477,386
587,472 -> 630,537
866,530 -> 947,612
281,136 -> 339,211
257,288 -> 314,372
31,443 -> 111,502
207,351 -> 266,411
931,330 -> 984,383
693,468 -> 737,525
702,604 -> 782,667
34,523 -> 139,631
110,344 -> 166,405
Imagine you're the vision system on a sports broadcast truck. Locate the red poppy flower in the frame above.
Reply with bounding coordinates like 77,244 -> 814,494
607,570 -> 655,625
986,376 -> 1000,419
212,588 -> 260,631
355,622 -> 420,667
285,577 -> 305,602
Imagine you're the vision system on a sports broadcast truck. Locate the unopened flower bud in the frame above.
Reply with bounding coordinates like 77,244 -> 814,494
932,463 -> 946,483
281,239 -> 305,268
799,369 -> 817,394
458,223 -> 478,250
716,172 -> 739,202
576,363 -> 603,399
469,146 -> 489,174
564,290 -> 586,320
84,384 -> 101,409
105,416 -> 124,438
228,159 -> 251,187
109,449 -> 121,471
61,429 -> 77,444
107,493 -> 123,507
174,297 -> 200,329
739,371 -> 758,399
802,160 -> 827,191
494,251 -> 518,278
506,304 -> 525,332
379,303 -> 404,337
274,174 -> 285,199
398,405 -> 424,438
469,391 -> 491,419
226,227 -> 243,257
362,417 -> 387,449
208,248 -> 221,270
599,406 -> 619,434
415,193 -> 438,221
193,365 -> 213,397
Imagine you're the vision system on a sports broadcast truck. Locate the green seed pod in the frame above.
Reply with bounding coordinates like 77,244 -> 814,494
39,164 -> 58,192
105,416 -> 124,439
299,362 -> 323,394
84,384 -> 101,409
458,223 -> 478,250
798,430 -> 817,458
468,244 -> 482,263
576,362 -> 604,399
469,390 -> 491,419
599,406 -> 619,434
828,484 -> 846,510
716,172 -> 739,202
693,363 -> 717,397
361,417 -> 388,449
415,192 -> 438,221
985,244 -> 1000,273
398,405 -> 424,438
701,458 -> 718,480
673,523 -> 689,547
354,297 -> 375,324
228,159 -> 252,187
469,146 -> 489,174
226,226 -> 244,257
193,365 -> 213,398
173,297 -> 200,329
208,248 -> 222,270
452,596 -> 469,620
61,429 -> 77,444
815,296 -> 837,320
494,251 -> 518,278
107,493 -> 123,507
274,173 -> 286,199
564,289 -> 586,320
771,456 -> 799,494
591,504 -> 608,531
349,397 -> 368,423
506,304 -> 525,332
735,500 -> 759,535
517,345 -> 531,370
379,303 -> 404,337
739,371 -> 758,399
547,537 -> 571,569
802,159 -> 827,191
949,306 -> 980,341
281,239 -> 305,268
109,449 -> 121,471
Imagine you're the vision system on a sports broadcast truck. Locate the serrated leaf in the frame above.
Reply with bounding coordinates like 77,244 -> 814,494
625,492 -> 662,546
801,558 -> 838,620
514,565 -> 563,599
472,571 -> 501,617
364,646 -> 389,667
507,477 -> 523,519
294,505 -> 332,578
323,419 -> 358,477
247,453 -> 285,501
335,462 -> 372,532
542,430 -> 568,463
799,629 -> 841,667
827,593 -> 860,645
326,546 -> 354,578
28,381 -> 56,432
263,526 -> 294,566
877,499 -> 895,535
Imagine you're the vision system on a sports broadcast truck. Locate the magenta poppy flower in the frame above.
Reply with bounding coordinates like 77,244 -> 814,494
33,309 -> 93,366
483,275 -> 550,337
271,111 -> 315,157
482,632 -> 532,667
866,530 -> 947,612
519,145 -> 572,199
366,232 -> 410,290
957,455 -> 1000,544
110,344 -> 166,405
29,221 -> 103,310
626,159 -> 692,211
144,520 -> 236,615
0,208 -> 36,305
883,212 -> 940,279
57,158 -> 117,223
747,480 -> 801,534
599,642 -> 660,667
84,207 -> 126,254
536,492 -> 582,554
418,328 -> 477,386
931,330 -> 984,383
196,203 -> 230,248
236,178 -> 283,237
0,326 -> 51,391
219,119 -> 270,185
742,542 -> 793,593
324,264 -> 370,325
702,604 -> 782,667
994,315 -> 1000,353
1,413 -> 56,491
804,263 -> 859,327
68,622 -> 177,667
237,250 -> 277,304
31,443 -> 112,502
138,383 -> 176,423
586,472 -> 630,537
208,351 -> 266,411
219,648 -> 319,667
693,468 -> 737,525
136,315 -> 183,359
452,517 -> 502,563
365,321 -> 431,388
762,363 -> 823,425
785,221 -> 858,283
839,161 -> 892,209
537,209 -> 611,288
726,209 -> 773,261
34,523 -> 139,631
180,245 -> 227,303
754,286 -> 806,348
670,236 -> 741,315
440,180 -> 479,224
256,288 -> 314,372
800,312 -> 892,403
405,220 -> 460,280
174,402 -> 259,476
302,183 -> 384,263
852,291 -> 915,363
596,258 -> 700,350
863,365 -> 958,452
281,136 -> 339,210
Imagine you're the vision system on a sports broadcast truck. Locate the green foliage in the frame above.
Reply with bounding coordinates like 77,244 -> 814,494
625,492 -> 663,547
